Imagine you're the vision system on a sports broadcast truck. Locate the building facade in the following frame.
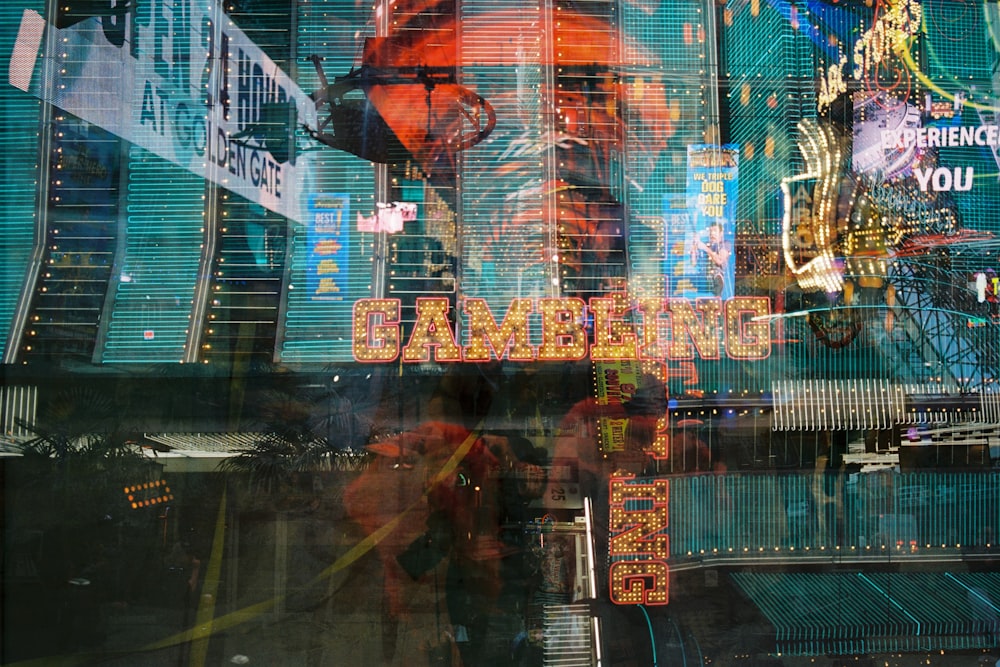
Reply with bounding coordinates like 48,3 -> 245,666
3,1 -> 1000,665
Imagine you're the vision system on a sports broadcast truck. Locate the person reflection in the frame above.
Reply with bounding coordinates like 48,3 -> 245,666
554,375 -> 725,486
343,421 -> 547,664
553,376 -> 668,497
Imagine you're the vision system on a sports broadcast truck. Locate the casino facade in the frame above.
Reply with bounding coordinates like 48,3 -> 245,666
3,1 -> 1000,665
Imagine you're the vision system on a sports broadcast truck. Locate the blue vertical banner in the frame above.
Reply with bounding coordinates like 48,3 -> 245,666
667,145 -> 739,299
307,194 -> 350,301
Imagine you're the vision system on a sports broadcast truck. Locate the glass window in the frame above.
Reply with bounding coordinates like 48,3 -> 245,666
4,1 -> 1000,665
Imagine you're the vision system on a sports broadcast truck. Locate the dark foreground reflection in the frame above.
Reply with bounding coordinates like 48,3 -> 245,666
4,452 -> 1000,666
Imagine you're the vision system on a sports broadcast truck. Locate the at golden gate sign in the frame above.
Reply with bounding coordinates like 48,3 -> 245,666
352,296 -> 771,363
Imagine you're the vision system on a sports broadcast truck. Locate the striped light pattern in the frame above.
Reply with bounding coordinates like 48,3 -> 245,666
624,0 -> 717,297
920,1 -> 1000,245
456,0 -> 550,315
723,0 -> 816,235
668,470 -> 1000,558
981,389 -> 1000,423
733,570 -> 1000,656
100,148 -> 204,362
771,379 -> 906,431
0,2 -> 46,362
279,0 -> 376,362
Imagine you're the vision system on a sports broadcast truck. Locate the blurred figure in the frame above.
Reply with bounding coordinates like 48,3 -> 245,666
343,422 -> 547,664
553,377 -> 668,497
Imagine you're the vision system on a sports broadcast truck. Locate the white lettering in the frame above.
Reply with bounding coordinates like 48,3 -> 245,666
916,167 -> 974,192
894,124 -> 999,148
914,167 -> 933,192
932,166 -> 952,190
954,166 -> 973,191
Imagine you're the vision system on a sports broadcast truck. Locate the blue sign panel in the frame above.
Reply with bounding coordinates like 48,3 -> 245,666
306,194 -> 350,301
666,144 -> 739,300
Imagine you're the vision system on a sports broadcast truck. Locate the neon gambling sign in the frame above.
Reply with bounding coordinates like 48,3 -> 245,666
608,474 -> 670,605
351,296 -> 772,363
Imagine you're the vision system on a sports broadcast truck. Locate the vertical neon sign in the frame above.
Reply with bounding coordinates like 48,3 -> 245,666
608,475 -> 670,605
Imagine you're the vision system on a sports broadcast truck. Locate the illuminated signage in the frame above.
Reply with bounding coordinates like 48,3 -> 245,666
608,474 -> 669,605
880,124 -> 1000,151
123,479 -> 174,510
782,119 -> 847,295
594,360 -> 640,453
9,3 -> 316,221
666,145 -> 740,300
351,296 -> 772,363
880,124 -> 995,193
307,194 -> 350,301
